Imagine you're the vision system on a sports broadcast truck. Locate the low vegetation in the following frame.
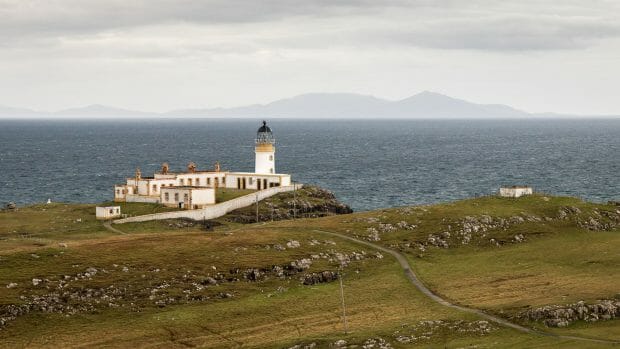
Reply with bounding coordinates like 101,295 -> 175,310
0,192 -> 618,347
224,185 -> 353,223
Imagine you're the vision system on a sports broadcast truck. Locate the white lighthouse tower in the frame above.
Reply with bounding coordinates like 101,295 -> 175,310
255,120 -> 276,174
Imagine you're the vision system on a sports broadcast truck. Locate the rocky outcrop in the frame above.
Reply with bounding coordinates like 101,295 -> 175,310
577,208 -> 620,231
226,185 -> 352,223
518,299 -> 620,327
0,246 -> 379,329
302,271 -> 339,285
393,320 -> 494,343
366,203 -> 620,251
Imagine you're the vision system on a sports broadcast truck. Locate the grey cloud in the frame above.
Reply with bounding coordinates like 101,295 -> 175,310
389,15 -> 620,51
0,0 -> 402,37
2,0 -> 619,53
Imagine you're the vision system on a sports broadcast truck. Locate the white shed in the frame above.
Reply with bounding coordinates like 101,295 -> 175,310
499,186 -> 533,198
96,206 -> 121,220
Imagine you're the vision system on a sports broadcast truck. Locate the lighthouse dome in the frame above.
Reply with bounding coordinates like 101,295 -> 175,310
256,120 -> 275,144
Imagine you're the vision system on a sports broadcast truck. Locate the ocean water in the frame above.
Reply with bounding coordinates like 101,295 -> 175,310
0,119 -> 618,211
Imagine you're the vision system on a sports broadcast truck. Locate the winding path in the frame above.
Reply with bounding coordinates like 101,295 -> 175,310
99,220 -> 618,345
313,229 -> 620,345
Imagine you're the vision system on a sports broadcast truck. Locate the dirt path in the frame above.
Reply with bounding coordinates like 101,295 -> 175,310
313,229 -> 619,345
102,221 -> 126,235
98,221 -> 617,345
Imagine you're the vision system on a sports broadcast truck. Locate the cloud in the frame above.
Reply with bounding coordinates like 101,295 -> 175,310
1,0 -> 620,114
1,0 -> 619,54
0,0 -> 398,38
383,15 -> 620,51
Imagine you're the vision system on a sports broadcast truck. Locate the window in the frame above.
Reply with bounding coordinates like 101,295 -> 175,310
116,209 -> 120,214
169,184 -> 173,187
249,177 -> 253,185
109,209 -> 113,214
188,178 -> 193,186
116,189 -> 120,195
179,179 -> 184,185
152,184 -> 157,192
269,168 -> 274,174
222,177 -> 225,184
196,178 -> 200,185
164,193 -> 169,201
269,155 -> 273,161
174,193 -> 179,201
184,193 -> 188,201
207,178 -> 211,185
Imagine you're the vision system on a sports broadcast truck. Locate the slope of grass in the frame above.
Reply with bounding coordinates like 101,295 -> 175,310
1,194 -> 618,347
279,194 -> 620,342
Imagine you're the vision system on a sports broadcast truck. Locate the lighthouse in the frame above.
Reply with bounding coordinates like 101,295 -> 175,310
255,120 -> 276,174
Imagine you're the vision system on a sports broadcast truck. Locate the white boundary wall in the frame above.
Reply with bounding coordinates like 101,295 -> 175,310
113,184 -> 302,224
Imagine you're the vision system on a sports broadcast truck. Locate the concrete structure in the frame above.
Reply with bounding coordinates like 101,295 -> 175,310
113,121 -> 292,209
499,186 -> 533,198
96,206 -> 121,220
114,184 -> 301,224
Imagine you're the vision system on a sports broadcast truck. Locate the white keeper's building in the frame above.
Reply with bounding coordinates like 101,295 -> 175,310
113,121 -> 291,209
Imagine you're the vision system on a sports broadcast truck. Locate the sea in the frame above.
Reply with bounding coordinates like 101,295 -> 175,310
0,119 -> 618,211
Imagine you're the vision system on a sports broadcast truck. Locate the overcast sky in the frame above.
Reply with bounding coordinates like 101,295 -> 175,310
1,0 -> 619,114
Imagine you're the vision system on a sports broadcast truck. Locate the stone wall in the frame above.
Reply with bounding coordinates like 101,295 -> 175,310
113,184 -> 302,224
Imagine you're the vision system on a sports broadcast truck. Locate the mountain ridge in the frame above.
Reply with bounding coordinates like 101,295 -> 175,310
1,92 -> 617,119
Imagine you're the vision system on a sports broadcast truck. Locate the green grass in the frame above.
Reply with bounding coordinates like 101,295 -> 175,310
411,229 -> 620,310
216,188 -> 255,203
100,201 -> 179,216
1,194 -> 618,347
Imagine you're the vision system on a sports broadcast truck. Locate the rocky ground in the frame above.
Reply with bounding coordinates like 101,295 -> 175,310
225,185 -> 353,223
0,238 -> 382,330
2,194 -> 618,347
517,299 -> 620,327
287,319 -> 496,348
349,202 -> 620,253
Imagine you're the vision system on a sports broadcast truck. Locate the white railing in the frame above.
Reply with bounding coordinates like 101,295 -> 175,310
113,184 -> 302,224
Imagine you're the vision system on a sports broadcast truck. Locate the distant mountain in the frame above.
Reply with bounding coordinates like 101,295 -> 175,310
1,92 -> 617,118
55,104 -> 157,118
386,91 -> 528,118
0,105 -> 47,118
166,91 -> 533,119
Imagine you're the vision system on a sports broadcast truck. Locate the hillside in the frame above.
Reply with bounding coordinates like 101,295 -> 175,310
0,192 -> 618,348
165,92 -> 533,119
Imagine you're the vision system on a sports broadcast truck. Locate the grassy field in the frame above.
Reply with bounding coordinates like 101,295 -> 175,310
284,194 -> 620,342
0,194 -> 618,347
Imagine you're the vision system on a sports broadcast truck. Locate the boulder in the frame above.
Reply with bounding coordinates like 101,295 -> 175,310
286,240 -> 301,248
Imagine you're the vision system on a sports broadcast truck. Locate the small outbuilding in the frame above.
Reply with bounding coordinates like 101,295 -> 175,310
499,186 -> 533,198
96,206 -> 121,220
